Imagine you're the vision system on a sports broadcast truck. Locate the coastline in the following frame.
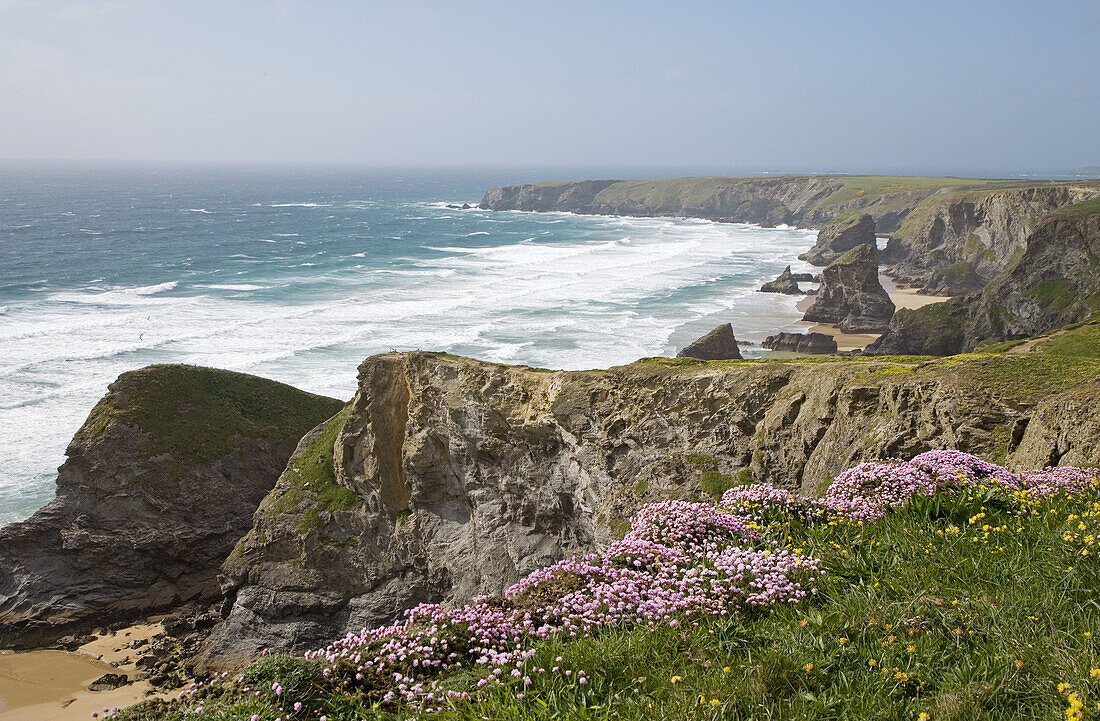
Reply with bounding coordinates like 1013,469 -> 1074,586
0,621 -> 170,721
795,275 -> 951,352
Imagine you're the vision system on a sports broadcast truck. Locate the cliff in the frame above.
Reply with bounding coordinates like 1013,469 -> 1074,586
801,244 -> 895,332
868,200 -> 1100,356
0,365 -> 344,648
197,325 -> 1100,666
883,185 -> 1100,294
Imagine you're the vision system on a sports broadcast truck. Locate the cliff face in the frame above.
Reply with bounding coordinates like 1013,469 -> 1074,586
198,337 -> 1100,666
868,206 -> 1100,356
0,365 -> 344,648
883,185 -> 1100,294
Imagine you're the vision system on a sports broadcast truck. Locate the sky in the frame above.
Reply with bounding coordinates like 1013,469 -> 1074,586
1,0 -> 1098,175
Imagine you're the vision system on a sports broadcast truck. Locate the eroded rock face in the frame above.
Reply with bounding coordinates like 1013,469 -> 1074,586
198,350 -> 1040,667
799,214 -> 877,266
882,185 -> 1100,293
677,324 -> 743,360
763,332 -> 838,354
867,211 -> 1100,356
0,365 -> 343,649
802,245 -> 895,333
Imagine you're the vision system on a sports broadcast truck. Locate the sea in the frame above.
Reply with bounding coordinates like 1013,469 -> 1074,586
0,164 -> 820,525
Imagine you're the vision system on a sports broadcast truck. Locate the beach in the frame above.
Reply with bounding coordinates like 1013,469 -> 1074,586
0,622 -> 169,721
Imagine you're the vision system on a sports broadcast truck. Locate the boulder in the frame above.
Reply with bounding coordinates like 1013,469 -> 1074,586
800,214 -> 877,266
677,324 -> 743,360
0,365 -> 344,649
763,332 -> 838,354
760,266 -> 808,294
802,244 -> 895,333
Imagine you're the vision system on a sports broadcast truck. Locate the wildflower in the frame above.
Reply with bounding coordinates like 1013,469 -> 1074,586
907,645 -> 917,653
839,638 -> 849,645
918,714 -> 930,720
1091,668 -> 1100,679
803,663 -> 814,671
671,675 -> 683,684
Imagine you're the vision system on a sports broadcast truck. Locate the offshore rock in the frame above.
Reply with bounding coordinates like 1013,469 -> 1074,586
760,266 -> 809,294
763,332 -> 838,354
0,365 -> 343,649
802,245 -> 895,333
197,347 -> 1076,667
799,214 -> 877,266
677,324 -> 743,360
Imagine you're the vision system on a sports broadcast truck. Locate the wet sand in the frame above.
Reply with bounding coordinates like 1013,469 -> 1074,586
0,622 -> 170,721
794,275 -> 951,351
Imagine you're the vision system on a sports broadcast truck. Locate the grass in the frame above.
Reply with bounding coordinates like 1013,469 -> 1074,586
268,403 -> 361,528
75,364 -> 345,485
1054,197 -> 1100,217
119,479 -> 1100,721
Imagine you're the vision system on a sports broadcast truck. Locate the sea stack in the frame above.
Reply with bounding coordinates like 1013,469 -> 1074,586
763,331 -> 839,354
759,265 -> 814,294
677,324 -> 743,360
799,214 -> 877,266
802,244 -> 895,333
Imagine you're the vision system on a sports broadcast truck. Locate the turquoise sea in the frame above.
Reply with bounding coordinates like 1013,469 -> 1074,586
0,165 -> 818,524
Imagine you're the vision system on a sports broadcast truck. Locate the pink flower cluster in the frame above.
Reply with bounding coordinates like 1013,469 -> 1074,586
1017,466 -> 1100,497
910,449 -> 1021,488
288,501 -> 817,711
825,461 -> 939,520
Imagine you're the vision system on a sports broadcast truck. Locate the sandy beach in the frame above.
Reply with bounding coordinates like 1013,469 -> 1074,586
795,275 -> 951,352
0,622 -> 170,721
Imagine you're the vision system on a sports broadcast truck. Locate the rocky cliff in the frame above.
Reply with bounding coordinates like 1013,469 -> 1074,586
868,201 -> 1100,356
0,365 -> 344,648
882,185 -> 1100,294
799,213 -> 877,266
197,328 -> 1100,666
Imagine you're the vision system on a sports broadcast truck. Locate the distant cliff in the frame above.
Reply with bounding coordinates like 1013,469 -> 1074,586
482,176 -> 1100,295
0,365 -> 343,648
197,327 -> 1100,666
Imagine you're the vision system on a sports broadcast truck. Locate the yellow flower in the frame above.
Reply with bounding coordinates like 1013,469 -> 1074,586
839,637 -> 848,645
671,675 -> 682,684
722,666 -> 731,673
1091,668 -> 1100,679
918,713 -> 930,720
907,645 -> 917,653
803,663 -> 814,671
1015,660 -> 1025,669
709,699 -> 721,707
868,659 -> 877,667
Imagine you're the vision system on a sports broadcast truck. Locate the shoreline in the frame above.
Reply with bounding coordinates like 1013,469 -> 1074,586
0,621 -> 171,721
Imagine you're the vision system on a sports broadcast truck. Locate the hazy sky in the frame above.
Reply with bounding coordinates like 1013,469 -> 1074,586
1,0 -> 1097,174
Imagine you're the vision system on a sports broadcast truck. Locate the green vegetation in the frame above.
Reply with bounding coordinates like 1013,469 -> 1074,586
1025,280 -> 1080,311
270,403 -> 360,526
119,474 -> 1100,721
1054,196 -> 1100,217
75,364 -> 344,483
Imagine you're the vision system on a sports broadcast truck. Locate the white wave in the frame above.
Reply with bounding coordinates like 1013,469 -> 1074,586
268,202 -> 331,208
78,229 -> 102,235
201,284 -> 268,291
183,208 -> 213,214
464,231 -> 490,237
274,233 -> 300,237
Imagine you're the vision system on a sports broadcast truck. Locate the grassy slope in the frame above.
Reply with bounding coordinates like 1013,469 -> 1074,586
117,326 -> 1100,721
77,364 -> 345,478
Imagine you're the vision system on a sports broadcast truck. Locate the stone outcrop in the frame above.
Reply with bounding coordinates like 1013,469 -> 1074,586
0,365 -> 344,649
882,185 -> 1100,293
760,266 -> 812,294
802,245 -> 895,333
799,214 -> 877,266
197,336 -> 1100,666
763,332 -> 838,354
677,324 -> 743,360
867,204 -> 1100,356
